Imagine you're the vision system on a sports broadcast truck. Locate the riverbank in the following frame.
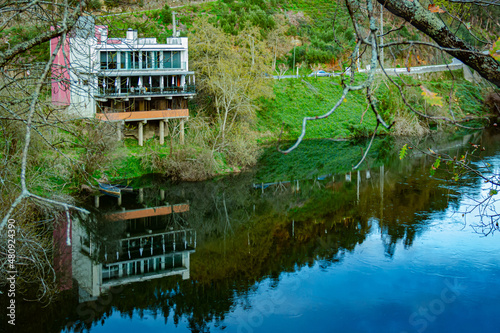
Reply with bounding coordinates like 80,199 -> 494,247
98,71 -> 488,185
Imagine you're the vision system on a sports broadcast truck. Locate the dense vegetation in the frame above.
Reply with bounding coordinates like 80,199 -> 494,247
89,0 -> 492,183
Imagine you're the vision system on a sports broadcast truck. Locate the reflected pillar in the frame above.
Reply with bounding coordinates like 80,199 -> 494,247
357,170 -> 360,203
380,165 -> 384,222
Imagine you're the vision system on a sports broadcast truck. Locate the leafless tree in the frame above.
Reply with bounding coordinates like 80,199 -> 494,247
278,0 -> 500,166
0,0 -> 98,302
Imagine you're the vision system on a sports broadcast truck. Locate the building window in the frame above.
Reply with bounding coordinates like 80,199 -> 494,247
142,51 -> 151,69
163,51 -> 172,69
120,52 -> 127,69
108,51 -> 117,69
128,51 -> 139,69
172,51 -> 181,68
100,51 -> 107,69
100,51 -> 117,70
154,51 -> 161,69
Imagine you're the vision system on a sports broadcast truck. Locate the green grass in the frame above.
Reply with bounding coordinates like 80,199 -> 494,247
257,76 -> 378,140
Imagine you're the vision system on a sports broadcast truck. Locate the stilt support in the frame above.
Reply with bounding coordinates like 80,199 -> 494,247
138,120 -> 147,146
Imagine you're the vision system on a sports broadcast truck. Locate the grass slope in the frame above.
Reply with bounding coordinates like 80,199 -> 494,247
257,76 -> 377,140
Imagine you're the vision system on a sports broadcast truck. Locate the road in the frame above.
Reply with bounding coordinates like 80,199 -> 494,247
272,58 -> 465,79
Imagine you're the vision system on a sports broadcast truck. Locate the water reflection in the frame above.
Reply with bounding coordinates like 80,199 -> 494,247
9,130 -> 500,332
71,192 -> 195,301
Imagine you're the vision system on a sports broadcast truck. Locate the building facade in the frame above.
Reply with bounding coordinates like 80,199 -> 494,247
51,17 -> 195,145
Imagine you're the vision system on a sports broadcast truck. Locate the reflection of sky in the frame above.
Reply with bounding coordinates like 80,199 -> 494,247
82,209 -> 500,333
217,211 -> 500,333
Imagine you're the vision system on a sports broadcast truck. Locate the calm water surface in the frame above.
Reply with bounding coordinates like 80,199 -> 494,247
8,130 -> 500,333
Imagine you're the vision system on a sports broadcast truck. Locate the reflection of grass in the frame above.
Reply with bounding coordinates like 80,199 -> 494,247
256,137 -> 394,182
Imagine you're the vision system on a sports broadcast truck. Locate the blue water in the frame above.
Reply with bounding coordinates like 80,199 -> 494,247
13,131 -> 499,333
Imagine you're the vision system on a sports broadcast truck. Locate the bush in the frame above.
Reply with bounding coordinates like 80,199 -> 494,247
86,0 -> 102,11
160,4 -> 173,26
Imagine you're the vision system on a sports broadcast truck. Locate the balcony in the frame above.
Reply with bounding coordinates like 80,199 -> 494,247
95,85 -> 196,99
96,109 -> 189,122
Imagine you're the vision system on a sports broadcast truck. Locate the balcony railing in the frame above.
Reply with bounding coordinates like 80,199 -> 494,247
100,62 -> 187,71
96,85 -> 196,98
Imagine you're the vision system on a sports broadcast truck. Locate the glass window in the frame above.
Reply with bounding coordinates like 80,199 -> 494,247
141,51 -> 149,69
100,51 -> 107,70
131,51 -> 139,69
163,51 -> 171,69
127,52 -> 132,69
154,52 -> 161,69
172,51 -> 181,68
108,51 -> 117,69
120,52 -> 127,69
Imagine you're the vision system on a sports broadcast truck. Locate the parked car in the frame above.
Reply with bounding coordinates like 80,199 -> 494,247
308,70 -> 331,77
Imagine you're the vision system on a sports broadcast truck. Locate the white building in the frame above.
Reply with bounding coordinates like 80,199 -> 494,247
51,16 -> 195,145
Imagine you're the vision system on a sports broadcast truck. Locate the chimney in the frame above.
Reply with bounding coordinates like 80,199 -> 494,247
126,28 -> 134,40
101,28 -> 108,43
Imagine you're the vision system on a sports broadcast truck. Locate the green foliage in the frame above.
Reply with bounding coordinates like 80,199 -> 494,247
420,85 -> 444,107
430,156 -> 441,176
257,77 -> 377,140
160,4 -> 173,26
399,144 -> 408,160
104,0 -> 120,9
491,37 -> 500,62
86,0 -> 102,11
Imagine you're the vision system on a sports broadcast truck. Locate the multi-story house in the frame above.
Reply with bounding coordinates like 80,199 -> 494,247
51,16 -> 195,145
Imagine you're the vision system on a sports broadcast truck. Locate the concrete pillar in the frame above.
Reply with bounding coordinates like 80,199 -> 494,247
159,119 -> 165,145
180,118 -> 185,145
138,122 -> 143,146
138,120 -> 146,146
117,121 -> 124,141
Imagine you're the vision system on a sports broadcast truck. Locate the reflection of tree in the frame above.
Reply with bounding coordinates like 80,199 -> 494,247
18,138 -> 480,331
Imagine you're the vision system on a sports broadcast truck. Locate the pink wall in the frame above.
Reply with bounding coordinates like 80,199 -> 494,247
50,29 -> 71,106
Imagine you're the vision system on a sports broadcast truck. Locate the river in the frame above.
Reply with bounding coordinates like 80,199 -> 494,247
7,129 -> 500,333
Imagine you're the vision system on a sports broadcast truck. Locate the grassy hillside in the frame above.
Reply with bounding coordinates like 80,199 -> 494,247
257,76 -> 377,140
256,71 -> 486,142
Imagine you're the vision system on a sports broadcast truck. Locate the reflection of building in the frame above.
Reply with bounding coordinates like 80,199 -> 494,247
72,202 -> 195,301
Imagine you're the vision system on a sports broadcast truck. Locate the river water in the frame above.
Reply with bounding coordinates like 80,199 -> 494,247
9,130 -> 500,333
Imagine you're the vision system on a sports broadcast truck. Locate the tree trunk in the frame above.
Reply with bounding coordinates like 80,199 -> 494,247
378,0 -> 500,88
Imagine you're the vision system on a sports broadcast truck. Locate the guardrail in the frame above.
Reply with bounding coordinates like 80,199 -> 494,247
97,85 -> 196,97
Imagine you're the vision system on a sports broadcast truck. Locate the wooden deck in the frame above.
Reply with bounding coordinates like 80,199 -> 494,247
96,109 -> 189,122
107,204 -> 190,221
